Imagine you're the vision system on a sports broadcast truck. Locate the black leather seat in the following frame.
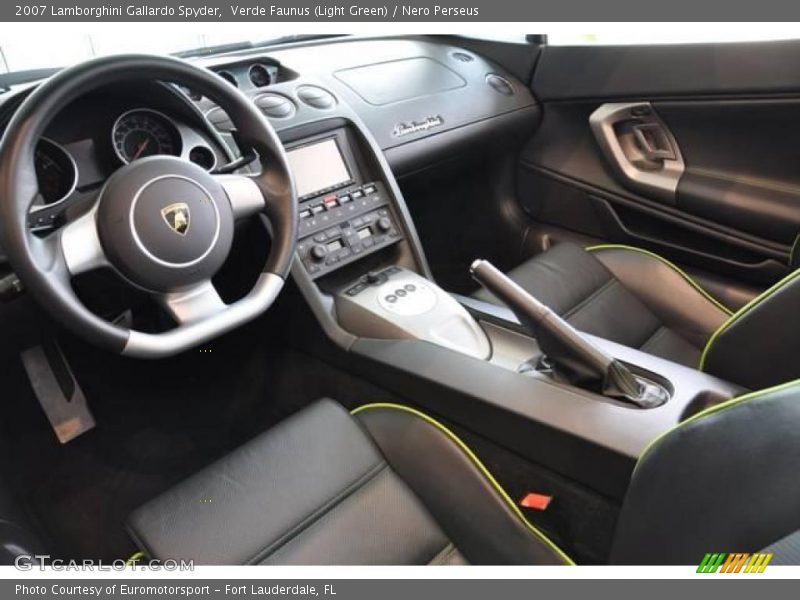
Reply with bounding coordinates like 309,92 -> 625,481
127,400 -> 571,565
473,242 -> 800,389
128,382 -> 800,565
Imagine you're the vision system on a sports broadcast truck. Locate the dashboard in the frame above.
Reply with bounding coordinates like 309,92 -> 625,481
0,37 -> 538,266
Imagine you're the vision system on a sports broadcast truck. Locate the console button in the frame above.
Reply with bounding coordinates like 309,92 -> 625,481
377,217 -> 392,232
300,209 -> 313,219
346,282 -> 367,296
338,194 -> 352,203
363,184 -> 377,195
311,205 -> 325,215
385,294 -> 398,303
310,245 -> 327,261
404,284 -> 416,292
395,289 -> 407,297
351,189 -> 364,199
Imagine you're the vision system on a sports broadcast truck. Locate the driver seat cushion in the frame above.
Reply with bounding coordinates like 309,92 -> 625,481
126,399 -> 571,566
472,242 -> 730,368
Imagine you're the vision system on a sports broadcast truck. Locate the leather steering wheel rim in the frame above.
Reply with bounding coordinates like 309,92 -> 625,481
0,54 -> 297,358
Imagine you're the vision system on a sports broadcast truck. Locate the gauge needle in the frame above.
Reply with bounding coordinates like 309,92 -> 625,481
132,139 -> 150,160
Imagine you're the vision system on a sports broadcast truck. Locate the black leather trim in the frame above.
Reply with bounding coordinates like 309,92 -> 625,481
127,399 -> 572,565
590,246 -> 729,348
127,399 -> 389,564
473,242 -> 718,367
702,271 -> 800,389
611,381 -> 800,565
355,406 -> 571,565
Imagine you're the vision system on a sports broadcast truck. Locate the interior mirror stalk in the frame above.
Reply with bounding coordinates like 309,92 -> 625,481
470,259 -> 668,408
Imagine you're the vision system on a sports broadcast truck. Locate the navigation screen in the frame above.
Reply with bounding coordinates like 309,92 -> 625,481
287,138 -> 351,198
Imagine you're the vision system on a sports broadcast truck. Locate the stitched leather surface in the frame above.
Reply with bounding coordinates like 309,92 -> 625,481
128,399 -> 569,565
128,399 -> 389,564
356,407 -> 571,565
259,467 -> 451,565
702,273 -> 800,389
611,383 -> 800,564
473,243 -> 721,367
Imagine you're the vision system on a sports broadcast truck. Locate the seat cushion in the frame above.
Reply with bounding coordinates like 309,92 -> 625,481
473,243 -> 729,367
127,400 -> 570,566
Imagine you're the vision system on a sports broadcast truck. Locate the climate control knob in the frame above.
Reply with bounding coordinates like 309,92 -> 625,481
310,244 -> 328,261
377,217 -> 392,232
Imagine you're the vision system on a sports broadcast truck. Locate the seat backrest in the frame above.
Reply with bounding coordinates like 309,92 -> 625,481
610,380 -> 800,565
701,269 -> 800,389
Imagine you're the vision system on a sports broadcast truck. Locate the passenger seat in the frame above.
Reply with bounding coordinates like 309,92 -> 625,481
473,241 -> 800,390
472,242 -> 729,368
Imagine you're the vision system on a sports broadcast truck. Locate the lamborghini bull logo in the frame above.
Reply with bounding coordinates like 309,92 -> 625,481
161,202 -> 190,236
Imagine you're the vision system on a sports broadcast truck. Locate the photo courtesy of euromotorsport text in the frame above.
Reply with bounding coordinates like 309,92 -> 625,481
0,1 -> 799,596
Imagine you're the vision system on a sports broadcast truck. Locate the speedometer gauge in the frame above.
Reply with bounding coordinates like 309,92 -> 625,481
112,109 -> 182,164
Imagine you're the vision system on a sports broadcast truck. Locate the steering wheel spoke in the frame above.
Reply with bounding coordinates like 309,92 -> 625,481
59,207 -> 109,276
215,174 -> 266,220
157,280 -> 227,325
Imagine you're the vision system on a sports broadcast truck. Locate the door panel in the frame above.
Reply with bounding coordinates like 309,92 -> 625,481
520,40 -> 800,291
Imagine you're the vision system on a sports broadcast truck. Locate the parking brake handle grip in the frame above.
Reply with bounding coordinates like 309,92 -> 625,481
470,259 -> 663,407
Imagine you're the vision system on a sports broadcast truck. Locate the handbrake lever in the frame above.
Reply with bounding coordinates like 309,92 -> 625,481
470,259 -> 667,408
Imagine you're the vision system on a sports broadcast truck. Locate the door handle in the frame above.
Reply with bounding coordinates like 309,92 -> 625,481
589,102 -> 684,204
632,123 -> 677,161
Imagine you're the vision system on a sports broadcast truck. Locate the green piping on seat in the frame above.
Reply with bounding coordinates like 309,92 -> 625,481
585,244 -> 733,316
634,378 -> 800,475
125,550 -> 147,565
698,267 -> 800,371
351,402 -> 575,566
790,233 -> 800,269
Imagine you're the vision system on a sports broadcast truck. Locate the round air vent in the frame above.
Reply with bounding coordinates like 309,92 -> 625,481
254,93 -> 296,119
486,73 -> 514,96
451,51 -> 474,63
217,70 -> 238,88
295,85 -> 336,110
249,64 -> 272,88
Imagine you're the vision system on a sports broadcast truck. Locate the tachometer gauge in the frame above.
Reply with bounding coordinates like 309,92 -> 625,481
112,109 -> 182,164
34,138 -> 78,206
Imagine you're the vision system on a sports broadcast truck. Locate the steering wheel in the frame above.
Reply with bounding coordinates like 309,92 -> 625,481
0,55 -> 297,358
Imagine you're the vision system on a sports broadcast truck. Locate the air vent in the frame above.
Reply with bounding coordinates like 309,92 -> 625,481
451,51 -> 474,63
295,85 -> 336,110
249,64 -> 273,88
217,71 -> 238,88
486,74 -> 514,96
254,93 -> 296,119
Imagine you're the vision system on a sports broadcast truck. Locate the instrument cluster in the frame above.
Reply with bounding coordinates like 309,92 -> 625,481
30,107 -> 220,226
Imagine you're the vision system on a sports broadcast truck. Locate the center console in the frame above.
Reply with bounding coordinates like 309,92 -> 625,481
280,114 -> 744,499
283,118 -> 491,361
288,129 -> 403,279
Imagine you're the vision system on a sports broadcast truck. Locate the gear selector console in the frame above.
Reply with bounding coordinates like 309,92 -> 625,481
336,267 -> 491,360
